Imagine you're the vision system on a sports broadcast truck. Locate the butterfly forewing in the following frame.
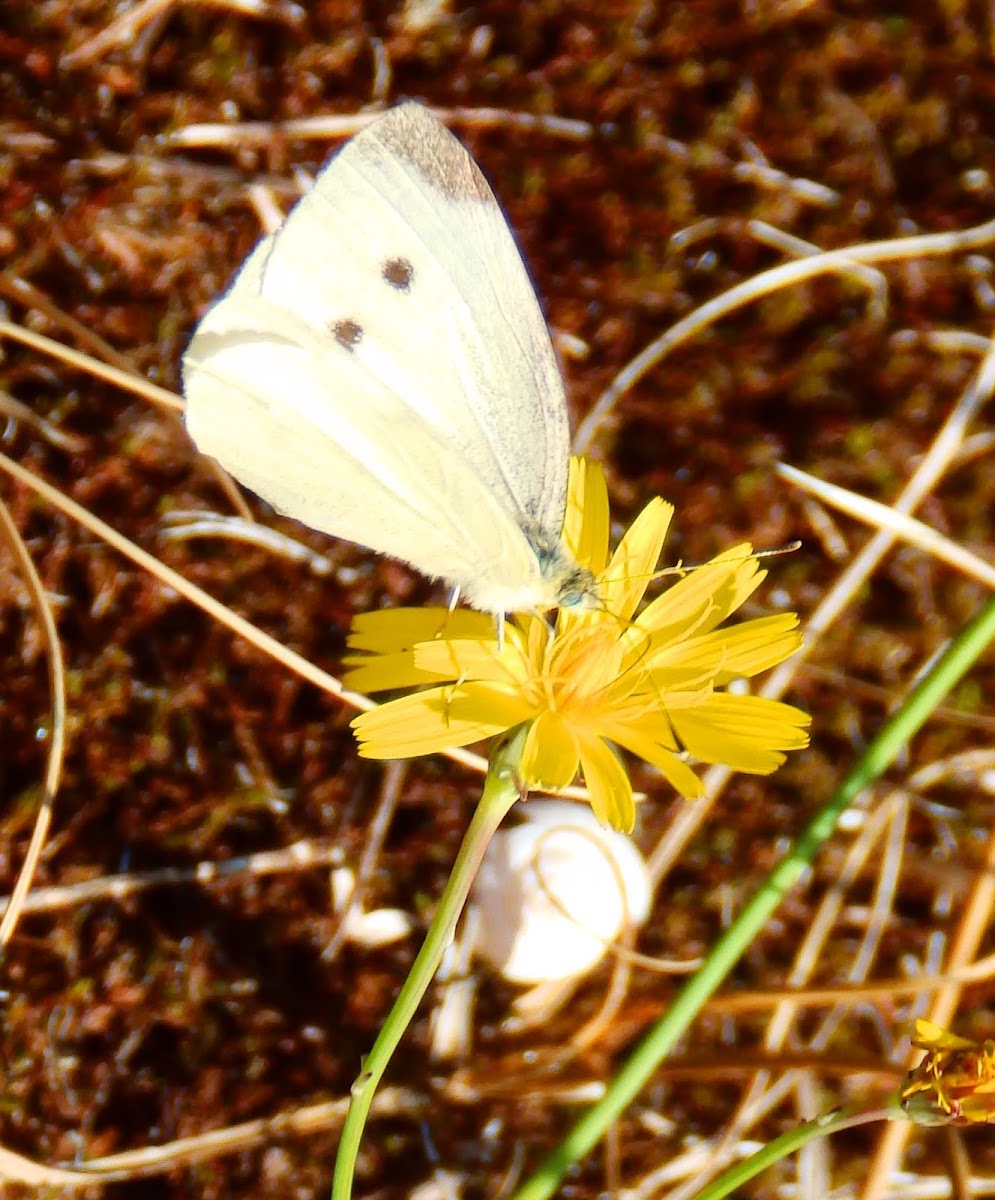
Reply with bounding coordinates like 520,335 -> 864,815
184,102 -> 579,613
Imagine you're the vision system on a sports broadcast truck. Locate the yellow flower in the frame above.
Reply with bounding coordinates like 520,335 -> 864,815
901,1019 -> 995,1126
344,459 -> 810,832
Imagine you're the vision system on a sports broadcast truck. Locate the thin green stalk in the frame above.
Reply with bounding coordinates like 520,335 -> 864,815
331,726 -> 527,1200
511,596 -> 995,1200
692,1102 -> 902,1200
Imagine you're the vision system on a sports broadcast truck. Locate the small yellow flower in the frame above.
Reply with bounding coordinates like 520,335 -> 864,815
901,1018 -> 995,1126
344,459 -> 810,832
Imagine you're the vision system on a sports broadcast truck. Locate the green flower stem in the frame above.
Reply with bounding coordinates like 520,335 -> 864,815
331,725 -> 528,1200
692,1103 -> 901,1200
511,595 -> 995,1200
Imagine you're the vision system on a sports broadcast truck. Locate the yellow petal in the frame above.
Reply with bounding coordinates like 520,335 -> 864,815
912,1019 -> 977,1053
957,1095 -> 995,1124
601,498 -> 674,622
564,456 -> 611,574
523,711 -> 580,789
414,636 -> 527,685
348,606 -> 492,652
647,752 -> 706,799
637,550 -> 762,649
647,684 -> 715,711
341,652 -> 441,693
598,711 -> 679,755
577,733 -> 635,831
710,543 -> 769,605
669,693 -> 811,773
602,721 -> 705,798
352,683 -> 533,757
548,623 -> 626,703
650,614 -> 803,684
706,616 -> 802,682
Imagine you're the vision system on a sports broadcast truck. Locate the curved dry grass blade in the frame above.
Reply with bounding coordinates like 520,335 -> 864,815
574,217 -> 995,454
0,839 -> 345,918
159,511 -> 336,574
60,0 -> 176,69
323,760 -> 407,962
704,955 -> 995,1015
0,315 -> 253,518
0,1087 -> 423,1185
0,275 -> 148,374
0,449 -> 497,775
0,315 -> 181,411
0,388 -> 88,452
777,463 -> 995,590
0,499 -> 66,947
168,105 -> 593,150
761,332 -> 995,702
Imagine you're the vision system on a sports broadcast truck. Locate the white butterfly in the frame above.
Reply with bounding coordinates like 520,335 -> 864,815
182,102 -> 596,615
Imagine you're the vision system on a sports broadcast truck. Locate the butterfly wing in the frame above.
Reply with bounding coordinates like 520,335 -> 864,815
185,294 -> 545,605
183,102 -> 572,611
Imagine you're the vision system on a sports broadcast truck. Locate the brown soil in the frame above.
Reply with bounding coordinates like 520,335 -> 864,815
1,3 -> 994,1199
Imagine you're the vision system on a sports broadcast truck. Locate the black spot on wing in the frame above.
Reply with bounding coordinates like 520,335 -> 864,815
332,318 -> 363,350
382,257 -> 414,291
